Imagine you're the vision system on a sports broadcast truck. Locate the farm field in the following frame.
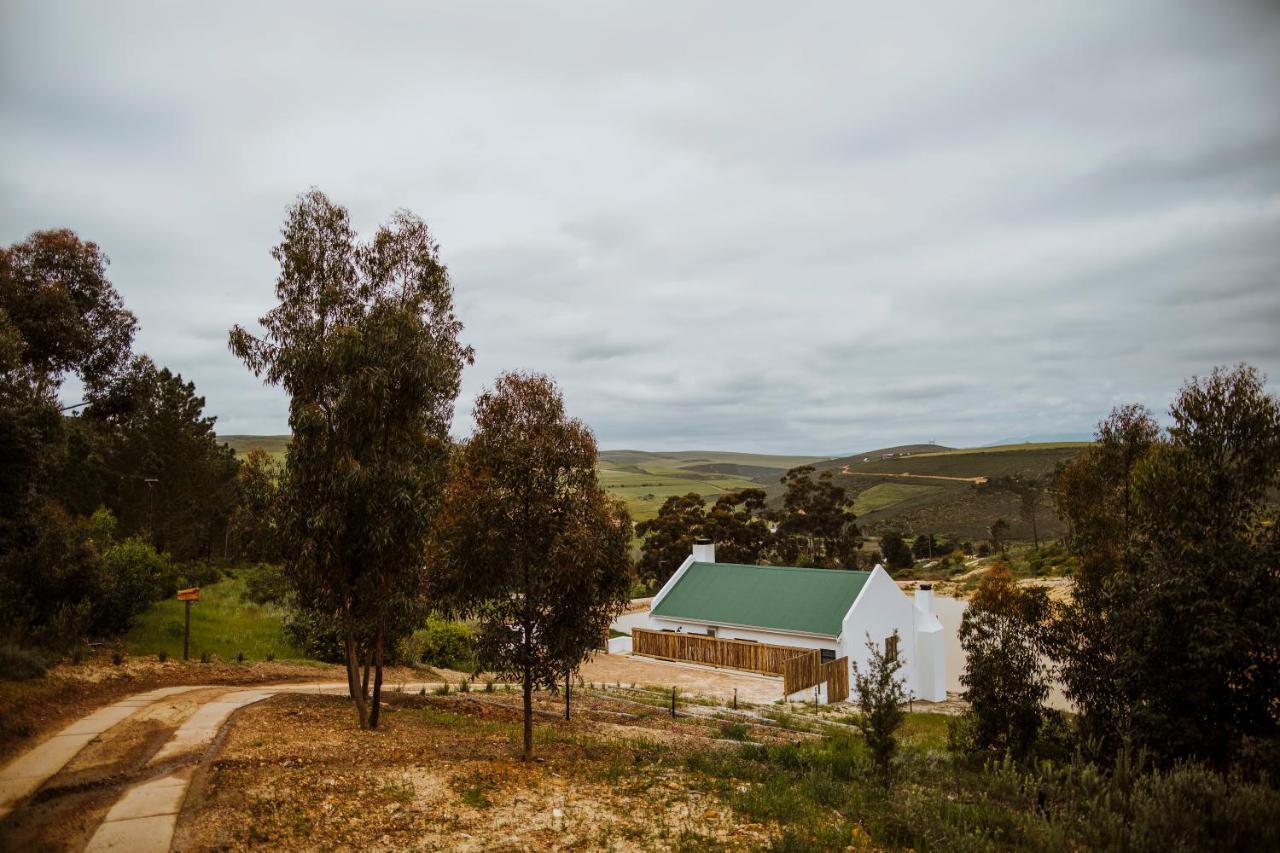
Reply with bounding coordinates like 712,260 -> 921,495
217,436 -> 1088,538
597,449 -> 831,522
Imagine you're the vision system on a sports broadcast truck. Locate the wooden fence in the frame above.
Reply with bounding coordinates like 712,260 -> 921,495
783,650 -> 822,695
783,652 -> 850,702
632,628 -> 809,676
824,657 -> 850,703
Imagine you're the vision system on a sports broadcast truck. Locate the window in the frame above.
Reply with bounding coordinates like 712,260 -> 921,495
707,627 -> 717,638
885,634 -> 899,662
820,648 -> 836,664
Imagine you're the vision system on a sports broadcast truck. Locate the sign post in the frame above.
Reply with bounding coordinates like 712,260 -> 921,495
177,587 -> 200,660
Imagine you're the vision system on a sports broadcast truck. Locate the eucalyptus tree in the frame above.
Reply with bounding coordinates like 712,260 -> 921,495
430,371 -> 632,759
230,190 -> 472,728
1052,365 -> 1280,767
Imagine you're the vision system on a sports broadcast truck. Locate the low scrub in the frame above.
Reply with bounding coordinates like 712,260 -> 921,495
0,644 -> 48,681
399,619 -> 476,672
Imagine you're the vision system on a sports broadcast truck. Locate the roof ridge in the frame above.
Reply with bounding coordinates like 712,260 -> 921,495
691,561 -> 871,576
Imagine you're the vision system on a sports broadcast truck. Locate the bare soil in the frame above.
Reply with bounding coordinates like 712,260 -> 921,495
0,654 -> 446,765
175,690 -> 795,851
578,652 -> 785,705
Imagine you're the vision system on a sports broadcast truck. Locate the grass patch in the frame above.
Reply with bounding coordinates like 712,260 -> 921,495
124,570 -> 303,661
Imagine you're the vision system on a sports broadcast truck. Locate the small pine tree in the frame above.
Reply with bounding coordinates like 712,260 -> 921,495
851,631 -> 908,787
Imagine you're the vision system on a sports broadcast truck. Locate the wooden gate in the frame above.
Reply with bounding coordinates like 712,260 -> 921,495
783,650 -> 822,695
632,628 -> 808,676
824,657 -> 850,703
784,653 -> 850,701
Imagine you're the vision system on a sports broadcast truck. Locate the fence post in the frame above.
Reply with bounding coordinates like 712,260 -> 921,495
733,688 -> 737,710
670,686 -> 676,718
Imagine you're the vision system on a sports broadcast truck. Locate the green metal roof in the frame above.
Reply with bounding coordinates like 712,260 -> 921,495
650,562 -> 870,637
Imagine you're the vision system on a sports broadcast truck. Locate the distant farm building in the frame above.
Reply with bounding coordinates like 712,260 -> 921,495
631,539 -> 945,703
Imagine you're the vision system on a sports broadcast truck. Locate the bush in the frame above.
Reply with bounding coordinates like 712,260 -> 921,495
95,537 -> 179,635
400,619 -> 476,672
0,644 -> 48,680
242,563 -> 289,606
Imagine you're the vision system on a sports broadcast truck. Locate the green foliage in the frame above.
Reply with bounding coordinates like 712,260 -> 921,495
773,466 -> 860,568
958,564 -> 1052,761
877,531 -> 913,571
95,535 -> 181,635
634,493 -> 707,585
850,632 -> 907,787
430,371 -> 633,758
399,619 -> 476,671
229,189 -> 472,729
1052,364 -> 1280,768
242,563 -> 290,606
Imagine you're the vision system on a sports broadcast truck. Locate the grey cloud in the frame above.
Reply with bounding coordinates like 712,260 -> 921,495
2,1 -> 1278,453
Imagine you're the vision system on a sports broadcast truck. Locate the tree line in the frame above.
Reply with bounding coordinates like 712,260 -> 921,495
1,230 -> 240,651
957,364 -> 1279,772
635,465 -> 863,586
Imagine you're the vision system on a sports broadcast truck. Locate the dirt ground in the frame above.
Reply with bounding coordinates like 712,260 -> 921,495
0,655 -> 451,766
578,652 -> 785,705
174,690 -> 793,851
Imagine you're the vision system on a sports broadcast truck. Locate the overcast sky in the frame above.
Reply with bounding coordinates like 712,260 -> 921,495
3,2 -> 1278,454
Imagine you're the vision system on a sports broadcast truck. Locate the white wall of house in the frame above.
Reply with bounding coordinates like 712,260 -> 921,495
835,567 -> 947,703
645,614 -> 837,654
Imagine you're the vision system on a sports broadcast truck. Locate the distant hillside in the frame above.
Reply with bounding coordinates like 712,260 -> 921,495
216,435 -> 1090,541
597,449 -> 831,522
793,442 -> 1092,542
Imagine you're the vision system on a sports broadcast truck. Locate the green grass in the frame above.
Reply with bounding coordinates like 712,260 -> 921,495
852,482 -> 943,515
124,571 -> 305,661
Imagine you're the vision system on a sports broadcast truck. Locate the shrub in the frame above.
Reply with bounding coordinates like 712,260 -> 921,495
157,650 -> 168,663
243,563 -> 290,606
265,650 -> 275,662
0,644 -> 48,680
111,651 -> 123,665
401,619 -> 476,672
850,633 -> 907,787
96,537 -> 180,635
236,651 -> 245,663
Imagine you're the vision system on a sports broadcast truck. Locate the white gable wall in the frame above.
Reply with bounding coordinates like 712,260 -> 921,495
834,567 -> 948,703
837,566 -> 921,700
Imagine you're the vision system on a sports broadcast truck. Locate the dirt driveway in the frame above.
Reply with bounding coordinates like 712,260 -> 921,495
578,652 -> 784,704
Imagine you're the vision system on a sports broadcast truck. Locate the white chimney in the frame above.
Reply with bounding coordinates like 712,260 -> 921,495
692,537 -> 715,563
915,583 -> 933,615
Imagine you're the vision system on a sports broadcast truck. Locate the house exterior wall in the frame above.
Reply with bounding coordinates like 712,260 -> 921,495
644,615 -> 837,654
835,567 -> 947,703
837,566 -> 922,700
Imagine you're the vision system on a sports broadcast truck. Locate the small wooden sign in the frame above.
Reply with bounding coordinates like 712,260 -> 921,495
176,587 -> 200,602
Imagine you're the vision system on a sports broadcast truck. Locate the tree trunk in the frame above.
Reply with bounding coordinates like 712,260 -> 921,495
344,631 -> 370,729
522,672 -> 533,761
361,643 -> 373,701
369,625 -> 385,729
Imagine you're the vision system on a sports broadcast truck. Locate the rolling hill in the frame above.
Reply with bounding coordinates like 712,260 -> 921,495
217,436 -> 1089,540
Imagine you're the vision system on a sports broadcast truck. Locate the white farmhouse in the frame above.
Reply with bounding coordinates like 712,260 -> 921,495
643,539 -> 945,702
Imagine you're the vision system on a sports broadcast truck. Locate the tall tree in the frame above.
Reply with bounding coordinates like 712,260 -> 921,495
958,564 -> 1052,761
878,530 -> 914,571
0,229 -> 137,402
703,488 -> 772,564
430,372 -> 632,760
987,518 -> 1010,558
1052,365 -> 1280,767
227,448 -> 282,562
229,191 -> 471,728
635,493 -> 706,585
774,466 -> 860,567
